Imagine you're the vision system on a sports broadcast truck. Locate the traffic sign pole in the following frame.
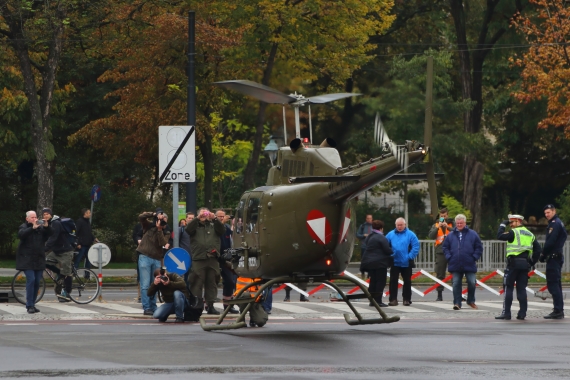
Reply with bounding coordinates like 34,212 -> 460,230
173,184 -> 179,248
96,245 -> 104,302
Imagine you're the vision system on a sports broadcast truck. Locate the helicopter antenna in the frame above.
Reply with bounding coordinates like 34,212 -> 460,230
308,104 -> 313,144
282,105 -> 287,143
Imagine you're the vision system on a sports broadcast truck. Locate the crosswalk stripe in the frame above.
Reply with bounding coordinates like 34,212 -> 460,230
527,301 -> 554,308
310,302 -> 398,314
38,303 -> 99,314
381,305 -> 434,313
270,303 -> 319,314
419,302 -> 483,311
0,304 -> 29,315
90,303 -> 144,314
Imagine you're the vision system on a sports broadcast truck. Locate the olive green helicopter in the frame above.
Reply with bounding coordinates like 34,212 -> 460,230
200,60 -> 440,331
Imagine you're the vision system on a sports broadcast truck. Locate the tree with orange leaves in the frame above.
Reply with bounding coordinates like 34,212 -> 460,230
70,2 -> 245,207
512,0 -> 570,132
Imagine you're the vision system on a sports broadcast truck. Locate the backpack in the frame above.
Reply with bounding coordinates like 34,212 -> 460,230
59,217 -> 78,248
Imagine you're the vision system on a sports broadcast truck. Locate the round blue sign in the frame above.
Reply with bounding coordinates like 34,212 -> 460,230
163,247 -> 191,275
91,185 -> 101,202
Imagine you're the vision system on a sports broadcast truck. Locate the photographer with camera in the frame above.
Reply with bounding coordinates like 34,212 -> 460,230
186,207 -> 225,315
137,208 -> 170,315
147,267 -> 190,323
428,207 -> 454,301
16,211 -> 52,313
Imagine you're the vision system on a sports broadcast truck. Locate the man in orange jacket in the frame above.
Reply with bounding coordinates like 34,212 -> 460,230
428,208 -> 454,301
234,277 -> 269,327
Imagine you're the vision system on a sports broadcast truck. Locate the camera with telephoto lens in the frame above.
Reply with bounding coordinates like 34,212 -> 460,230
159,268 -> 168,282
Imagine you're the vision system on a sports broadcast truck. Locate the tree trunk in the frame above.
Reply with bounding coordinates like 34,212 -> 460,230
242,40 -> 279,191
3,3 -> 66,211
463,156 -> 484,231
198,133 -> 214,210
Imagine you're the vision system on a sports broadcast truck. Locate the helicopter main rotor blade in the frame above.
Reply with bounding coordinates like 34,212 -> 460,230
423,56 -> 439,217
306,93 -> 361,104
214,80 -> 296,104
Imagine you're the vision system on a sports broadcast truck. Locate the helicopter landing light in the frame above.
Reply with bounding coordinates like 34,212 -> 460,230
306,210 -> 332,245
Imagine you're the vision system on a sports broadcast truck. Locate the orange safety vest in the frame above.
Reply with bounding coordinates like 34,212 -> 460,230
434,223 -> 450,246
234,277 -> 263,299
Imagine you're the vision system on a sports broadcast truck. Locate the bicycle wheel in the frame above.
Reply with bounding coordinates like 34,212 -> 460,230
69,269 -> 100,304
11,270 -> 46,305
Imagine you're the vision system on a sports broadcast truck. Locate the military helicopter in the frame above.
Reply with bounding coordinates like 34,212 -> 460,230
201,62 -> 439,331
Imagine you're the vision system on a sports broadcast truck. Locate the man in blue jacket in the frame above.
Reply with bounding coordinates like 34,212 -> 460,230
442,214 -> 483,310
386,218 -> 419,306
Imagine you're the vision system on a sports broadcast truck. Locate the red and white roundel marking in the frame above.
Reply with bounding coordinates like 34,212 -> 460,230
306,210 -> 332,245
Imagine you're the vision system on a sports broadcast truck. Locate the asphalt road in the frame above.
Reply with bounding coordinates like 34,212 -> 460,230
0,316 -> 568,379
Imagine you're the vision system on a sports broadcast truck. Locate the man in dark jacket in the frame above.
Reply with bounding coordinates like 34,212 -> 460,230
360,220 -> 393,307
442,214 -> 483,311
186,207 -> 225,315
75,208 -> 98,272
216,209 -> 238,314
541,204 -> 567,319
16,211 -> 52,313
148,268 -> 189,323
43,208 -> 75,302
137,210 -> 169,315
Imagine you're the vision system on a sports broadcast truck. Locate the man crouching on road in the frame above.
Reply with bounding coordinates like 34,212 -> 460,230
148,268 -> 189,323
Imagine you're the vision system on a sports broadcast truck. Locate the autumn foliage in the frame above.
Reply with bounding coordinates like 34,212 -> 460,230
511,0 -> 570,132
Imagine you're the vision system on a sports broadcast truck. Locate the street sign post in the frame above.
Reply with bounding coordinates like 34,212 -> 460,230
163,247 -> 191,276
87,243 -> 111,302
159,125 -> 195,249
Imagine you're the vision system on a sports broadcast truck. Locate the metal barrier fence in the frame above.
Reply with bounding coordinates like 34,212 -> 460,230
416,240 -> 570,273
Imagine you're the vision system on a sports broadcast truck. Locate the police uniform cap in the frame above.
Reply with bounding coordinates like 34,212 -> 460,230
543,204 -> 556,211
508,214 -> 524,221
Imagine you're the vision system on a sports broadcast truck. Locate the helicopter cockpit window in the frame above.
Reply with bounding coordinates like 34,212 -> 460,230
235,200 -> 245,234
246,197 -> 260,233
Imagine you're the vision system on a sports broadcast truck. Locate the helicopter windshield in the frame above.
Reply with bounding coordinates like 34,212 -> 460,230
235,199 -> 244,234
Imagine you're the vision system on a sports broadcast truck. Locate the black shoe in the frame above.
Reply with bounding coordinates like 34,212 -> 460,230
495,314 -> 511,320
436,291 -> 443,302
300,295 -> 309,302
283,296 -> 290,302
32,306 -> 40,313
516,315 -> 525,320
143,309 -> 154,316
266,309 -> 272,314
544,310 -> 564,319
207,306 -> 220,315
379,303 -> 388,307
174,318 -> 184,323
249,321 -> 257,327
27,307 -> 36,314
403,300 -> 411,306
225,305 -> 239,314
58,298 -> 71,303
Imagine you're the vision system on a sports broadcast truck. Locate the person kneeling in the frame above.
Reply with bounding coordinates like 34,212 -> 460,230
147,268 -> 189,323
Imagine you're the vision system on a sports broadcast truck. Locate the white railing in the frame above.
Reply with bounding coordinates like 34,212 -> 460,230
415,240 -> 570,272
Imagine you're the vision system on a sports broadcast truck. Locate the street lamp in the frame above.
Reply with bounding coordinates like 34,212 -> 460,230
264,136 -> 280,166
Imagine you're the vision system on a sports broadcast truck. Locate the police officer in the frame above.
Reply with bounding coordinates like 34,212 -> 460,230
428,207 -> 453,301
541,204 -> 567,319
495,214 -> 541,320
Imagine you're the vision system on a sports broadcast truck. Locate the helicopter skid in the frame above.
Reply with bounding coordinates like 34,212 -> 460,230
200,274 -> 400,331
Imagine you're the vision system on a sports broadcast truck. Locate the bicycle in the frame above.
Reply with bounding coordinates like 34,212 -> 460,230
11,257 -> 101,305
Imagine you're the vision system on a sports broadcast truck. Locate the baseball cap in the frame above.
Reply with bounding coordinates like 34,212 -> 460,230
155,207 -> 164,214
543,204 -> 556,211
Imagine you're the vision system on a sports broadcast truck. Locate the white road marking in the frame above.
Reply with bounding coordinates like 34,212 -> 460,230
0,304 -> 29,315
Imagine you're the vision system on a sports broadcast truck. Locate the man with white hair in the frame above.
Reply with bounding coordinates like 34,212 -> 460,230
442,214 -> 483,310
495,214 -> 541,320
385,218 -> 419,306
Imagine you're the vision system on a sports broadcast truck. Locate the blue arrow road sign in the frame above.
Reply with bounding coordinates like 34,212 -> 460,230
91,185 -> 101,202
163,247 -> 191,275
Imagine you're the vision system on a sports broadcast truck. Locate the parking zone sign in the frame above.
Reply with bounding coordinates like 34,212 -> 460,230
158,126 -> 195,183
